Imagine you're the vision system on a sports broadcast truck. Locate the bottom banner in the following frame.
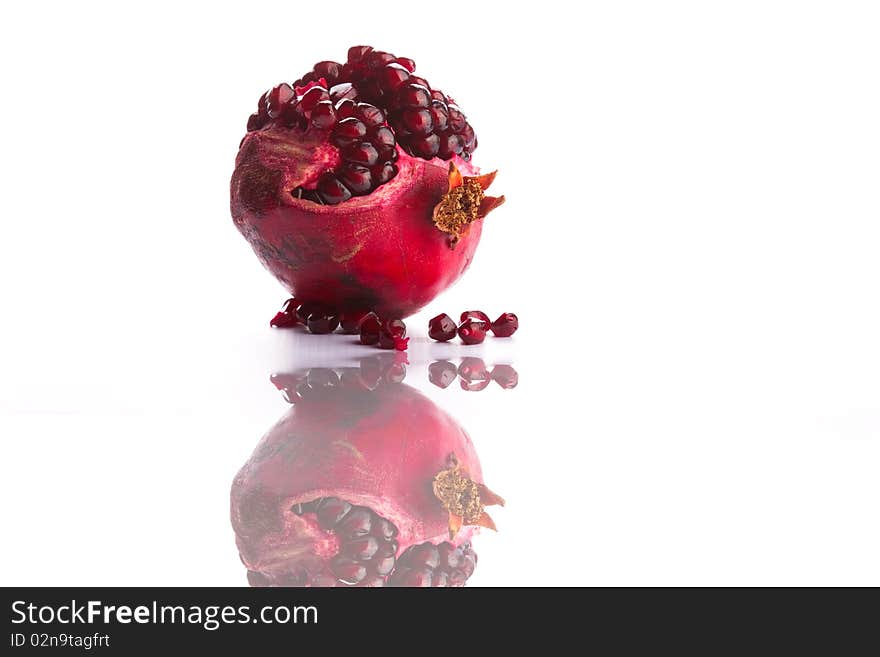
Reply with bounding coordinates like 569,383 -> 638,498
1,587 -> 875,650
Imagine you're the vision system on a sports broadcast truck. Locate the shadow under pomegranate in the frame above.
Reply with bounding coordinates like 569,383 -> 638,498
230,357 -> 503,587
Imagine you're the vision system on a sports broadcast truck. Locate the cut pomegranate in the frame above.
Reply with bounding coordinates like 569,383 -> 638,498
458,319 -> 487,345
232,46 -> 505,319
231,364 -> 503,586
428,313 -> 457,342
491,312 -> 519,337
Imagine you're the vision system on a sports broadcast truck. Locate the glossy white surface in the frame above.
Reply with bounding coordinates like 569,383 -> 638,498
2,1 -> 879,586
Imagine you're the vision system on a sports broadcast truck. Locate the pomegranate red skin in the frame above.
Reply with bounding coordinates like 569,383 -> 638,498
231,129 -> 483,318
230,380 -> 483,579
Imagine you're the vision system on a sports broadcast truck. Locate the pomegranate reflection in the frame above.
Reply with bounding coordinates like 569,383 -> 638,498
230,354 -> 503,587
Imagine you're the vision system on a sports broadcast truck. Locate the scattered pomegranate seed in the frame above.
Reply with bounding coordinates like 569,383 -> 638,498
296,301 -> 324,323
428,360 -> 458,388
458,318 -> 487,345
490,312 -> 518,337
359,313 -> 382,345
458,357 -> 491,391
307,313 -> 340,334
459,310 -> 490,326
339,311 -> 371,334
460,377 -> 491,392
383,318 -> 407,338
269,311 -> 298,328
458,357 -> 490,382
269,298 -> 301,327
428,313 -> 457,341
491,364 -> 519,389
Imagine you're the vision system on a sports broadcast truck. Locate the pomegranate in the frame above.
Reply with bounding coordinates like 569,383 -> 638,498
231,356 -> 503,587
231,46 -> 505,319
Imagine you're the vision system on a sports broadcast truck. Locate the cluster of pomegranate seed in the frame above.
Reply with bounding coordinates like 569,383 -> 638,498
246,46 -> 478,204
428,359 -> 519,390
358,314 -> 408,351
270,358 -> 408,404
269,298 -> 409,351
386,542 -> 477,587
246,495 -> 475,587
428,311 -> 519,345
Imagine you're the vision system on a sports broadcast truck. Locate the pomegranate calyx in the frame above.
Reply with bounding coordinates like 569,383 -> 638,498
432,163 -> 505,248
432,453 -> 504,539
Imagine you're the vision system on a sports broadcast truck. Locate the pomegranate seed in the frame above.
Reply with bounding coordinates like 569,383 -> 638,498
402,543 -> 440,569
316,173 -> 352,204
390,568 -> 432,587
330,556 -> 367,584
342,142 -> 379,166
377,330 -> 395,350
343,535 -> 380,561
310,100 -> 336,129
295,301 -> 323,323
407,133 -> 439,158
384,359 -> 407,382
458,319 -> 487,345
396,57 -> 416,73
347,45 -> 373,63
269,298 -> 300,328
306,313 -> 340,334
447,105 -> 466,131
307,367 -> 339,389
316,497 -> 352,529
460,310 -> 490,325
491,312 -> 518,337
401,108 -> 433,135
299,86 -> 328,112
459,357 -> 491,391
372,556 -> 396,576
313,61 -> 341,82
334,97 -> 358,117
428,360 -> 458,388
491,364 -> 519,389
339,163 -> 373,194
356,103 -> 385,126
269,311 -> 295,328
359,315 -> 382,345
332,117 -> 368,143
372,518 -> 398,540
340,311 -> 370,334
380,63 -> 410,90
398,83 -> 431,109
428,313 -> 457,341
370,126 -> 397,160
373,162 -> 397,184
393,336 -> 409,351
337,507 -> 372,538
383,318 -> 406,338
458,357 -> 490,382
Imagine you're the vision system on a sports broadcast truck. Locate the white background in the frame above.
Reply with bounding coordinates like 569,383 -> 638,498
1,1 -> 879,586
